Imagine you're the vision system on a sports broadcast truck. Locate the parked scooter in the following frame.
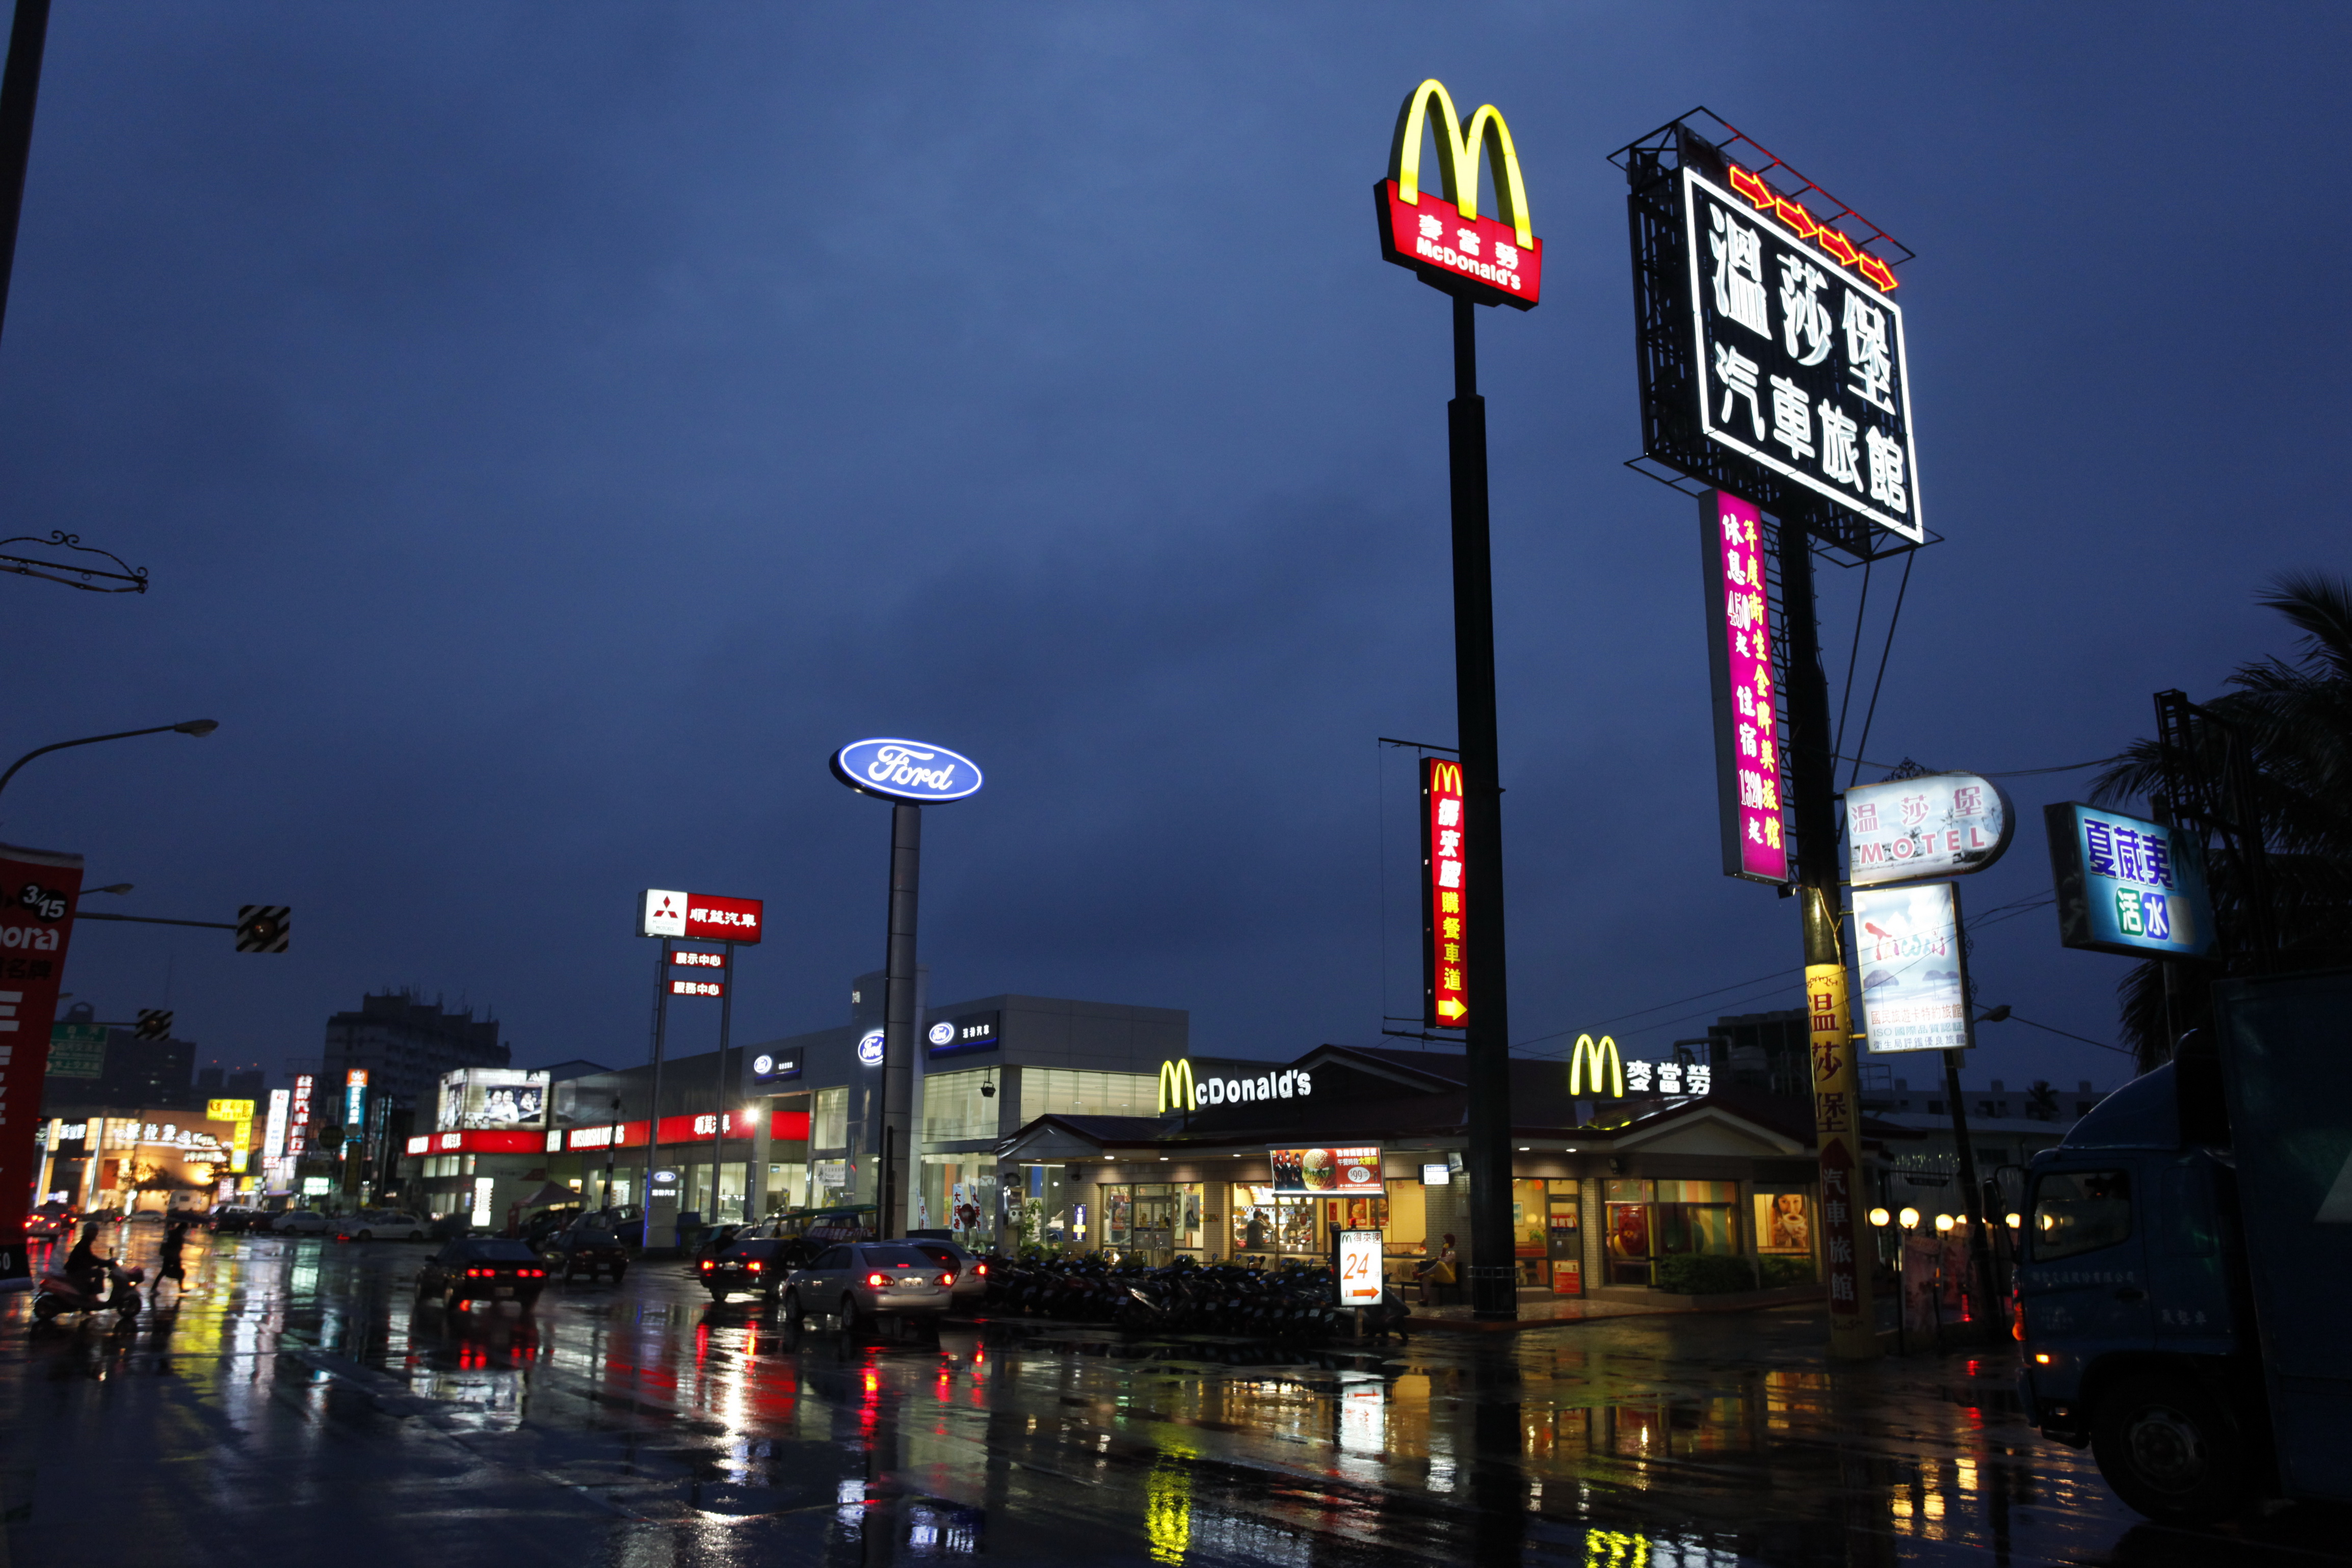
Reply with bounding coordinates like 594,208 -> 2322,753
33,1257 -> 144,1323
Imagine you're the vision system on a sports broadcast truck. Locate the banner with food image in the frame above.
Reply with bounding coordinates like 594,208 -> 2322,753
1266,1144 -> 1384,1196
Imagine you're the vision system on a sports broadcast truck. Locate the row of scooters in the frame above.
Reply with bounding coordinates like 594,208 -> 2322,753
979,1254 -> 1412,1341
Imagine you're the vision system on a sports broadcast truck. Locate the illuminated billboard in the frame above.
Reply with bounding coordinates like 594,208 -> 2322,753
1373,79 -> 1543,309
829,738 -> 984,804
1854,881 -> 1973,1055
1268,1146 -> 1384,1197
1422,758 -> 1468,1026
640,889 -> 765,944
436,1068 -> 551,1131
1846,772 -> 2013,888
1699,491 -> 1788,882
2044,802 -> 2217,960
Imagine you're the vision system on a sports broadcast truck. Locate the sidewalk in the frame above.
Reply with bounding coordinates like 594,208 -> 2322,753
1408,1283 -> 1825,1333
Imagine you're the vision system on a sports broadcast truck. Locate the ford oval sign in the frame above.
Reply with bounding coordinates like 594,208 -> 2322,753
857,1029 -> 886,1067
831,737 -> 983,804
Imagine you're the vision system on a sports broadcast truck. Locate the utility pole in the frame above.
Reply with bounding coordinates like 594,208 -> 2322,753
0,0 -> 53,348
1778,521 -> 1880,1360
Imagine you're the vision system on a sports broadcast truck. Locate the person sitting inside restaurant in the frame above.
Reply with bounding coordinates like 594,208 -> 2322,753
1414,1234 -> 1459,1305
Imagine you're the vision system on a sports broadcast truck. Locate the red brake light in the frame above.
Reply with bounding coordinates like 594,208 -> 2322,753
937,1273 -> 956,1287
700,1260 -> 713,1270
865,1272 -> 886,1286
747,1260 -> 761,1271
975,1262 -> 988,1276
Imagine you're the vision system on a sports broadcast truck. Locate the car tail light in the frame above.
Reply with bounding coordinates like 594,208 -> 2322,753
522,1268 -> 544,1278
747,1261 -> 761,1271
464,1267 -> 486,1278
975,1262 -> 988,1276
700,1260 -> 713,1271
937,1273 -> 956,1287
866,1272 -> 886,1286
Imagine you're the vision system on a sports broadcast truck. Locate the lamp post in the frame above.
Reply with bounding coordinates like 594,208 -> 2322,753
1868,1205 -> 1900,1356
0,719 -> 219,805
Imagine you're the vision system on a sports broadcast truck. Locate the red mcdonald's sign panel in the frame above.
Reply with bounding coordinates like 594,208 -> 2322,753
1374,78 -> 1543,310
1422,759 -> 1468,1028
0,842 -> 82,1285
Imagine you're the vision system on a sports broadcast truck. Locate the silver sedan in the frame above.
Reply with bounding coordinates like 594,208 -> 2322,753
781,1241 -> 956,1330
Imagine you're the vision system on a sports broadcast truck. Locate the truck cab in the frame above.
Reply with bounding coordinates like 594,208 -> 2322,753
2018,968 -> 2352,1522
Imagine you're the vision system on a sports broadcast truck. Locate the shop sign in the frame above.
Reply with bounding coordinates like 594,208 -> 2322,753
1422,759 -> 1468,1026
1156,1059 -> 1196,1114
639,888 -> 764,944
1198,1067 -> 1312,1108
2044,802 -> 2217,959
1568,1034 -> 1714,1098
1419,1162 -> 1450,1186
672,949 -> 725,969
1679,165 -> 1922,541
206,1098 -> 255,1124
289,1074 -> 313,1158
1373,79 -> 1543,309
748,1048 -> 803,1086
829,738 -> 984,804
343,1070 -> 368,1140
670,978 -> 724,998
0,842 -> 82,1283
261,1089 -> 289,1161
1846,772 -> 2012,887
1700,491 -> 1789,883
1335,1229 -> 1384,1308
857,1029 -> 886,1067
926,1010 -> 1000,1057
1855,881 -> 1973,1054
1268,1144 -> 1382,1196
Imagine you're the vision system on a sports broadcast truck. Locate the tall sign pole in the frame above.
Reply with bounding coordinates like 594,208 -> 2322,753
1376,79 -> 1545,1321
640,888 -> 764,1239
1618,114 -> 1926,1359
831,737 -> 984,1240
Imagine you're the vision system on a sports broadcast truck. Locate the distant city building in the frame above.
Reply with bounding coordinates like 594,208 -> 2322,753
1707,1009 -> 1811,1099
1859,1069 -> 2110,1210
194,1066 -> 266,1101
322,991 -> 509,1115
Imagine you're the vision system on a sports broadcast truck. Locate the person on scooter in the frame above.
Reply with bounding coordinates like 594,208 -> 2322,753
63,1221 -> 106,1301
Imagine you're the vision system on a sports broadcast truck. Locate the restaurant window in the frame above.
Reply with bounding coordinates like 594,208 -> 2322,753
1605,1179 -> 1653,1285
1511,1178 -> 1548,1286
1230,1184 -> 1318,1257
1020,1069 -> 1157,1123
1384,1179 -> 1428,1257
1106,1183 -> 1206,1260
810,1086 -> 849,1152
1654,1180 -> 1740,1259
1546,1179 -> 1584,1297
922,1070 -> 997,1143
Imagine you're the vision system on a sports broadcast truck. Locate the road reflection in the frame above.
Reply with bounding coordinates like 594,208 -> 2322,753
5,1232 -> 2344,1567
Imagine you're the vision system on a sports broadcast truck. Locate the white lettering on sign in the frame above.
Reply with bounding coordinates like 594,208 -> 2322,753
865,744 -> 958,793
1198,1069 -> 1314,1107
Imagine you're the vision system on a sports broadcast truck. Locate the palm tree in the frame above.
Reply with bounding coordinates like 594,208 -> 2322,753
2092,571 -> 2352,1070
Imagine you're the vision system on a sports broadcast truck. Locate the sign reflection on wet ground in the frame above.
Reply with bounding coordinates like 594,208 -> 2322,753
1,1229 -> 2346,1566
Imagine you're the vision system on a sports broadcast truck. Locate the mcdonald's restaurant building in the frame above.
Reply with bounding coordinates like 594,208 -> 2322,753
997,1043 -> 1914,1303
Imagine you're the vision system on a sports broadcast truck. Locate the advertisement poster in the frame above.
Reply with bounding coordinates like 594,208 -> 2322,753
1846,772 -> 2013,887
1267,1145 -> 1383,1197
439,1068 -> 552,1130
1423,758 -> 1469,1027
1855,882 -> 1974,1054
0,843 -> 84,1286
1699,491 -> 1790,883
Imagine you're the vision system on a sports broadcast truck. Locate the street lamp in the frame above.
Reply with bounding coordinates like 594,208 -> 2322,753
0,719 -> 220,805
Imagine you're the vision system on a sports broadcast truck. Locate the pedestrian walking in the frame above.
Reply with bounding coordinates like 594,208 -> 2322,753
156,1221 -> 189,1307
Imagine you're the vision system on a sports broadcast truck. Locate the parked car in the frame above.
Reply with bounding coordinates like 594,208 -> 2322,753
698,1234 -> 801,1303
332,1209 -> 427,1243
266,1210 -> 331,1236
781,1241 -> 957,1331
415,1237 -> 549,1313
126,1209 -> 167,1225
905,1236 -> 988,1312
207,1206 -> 265,1234
544,1219 -> 628,1283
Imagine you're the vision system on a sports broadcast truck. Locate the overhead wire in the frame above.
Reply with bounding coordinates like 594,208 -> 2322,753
1844,548 -> 1914,789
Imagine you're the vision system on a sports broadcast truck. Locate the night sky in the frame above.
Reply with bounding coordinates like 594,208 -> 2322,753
2,5 -> 2341,1097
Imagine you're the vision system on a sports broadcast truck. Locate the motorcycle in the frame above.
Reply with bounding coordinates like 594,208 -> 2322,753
33,1258 -> 143,1323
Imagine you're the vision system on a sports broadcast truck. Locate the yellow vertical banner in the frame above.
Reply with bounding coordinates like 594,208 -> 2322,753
1806,959 -> 1875,1357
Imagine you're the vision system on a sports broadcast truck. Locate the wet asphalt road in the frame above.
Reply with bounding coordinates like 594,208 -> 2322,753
1,1230 -> 2346,1567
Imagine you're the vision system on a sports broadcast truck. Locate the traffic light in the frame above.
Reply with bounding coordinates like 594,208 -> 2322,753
235,905 -> 290,953
135,1009 -> 173,1041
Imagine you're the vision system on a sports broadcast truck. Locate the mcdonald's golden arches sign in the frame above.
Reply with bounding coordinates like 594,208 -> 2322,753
1375,78 -> 1544,308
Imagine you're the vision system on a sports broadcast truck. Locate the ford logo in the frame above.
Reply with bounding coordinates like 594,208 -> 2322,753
928,1022 -> 956,1047
830,737 -> 984,804
857,1029 -> 886,1067
752,1054 -> 774,1075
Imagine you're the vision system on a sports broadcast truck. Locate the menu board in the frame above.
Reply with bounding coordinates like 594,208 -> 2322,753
1267,1145 -> 1383,1197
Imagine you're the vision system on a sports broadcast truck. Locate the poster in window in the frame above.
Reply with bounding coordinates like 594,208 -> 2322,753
1756,1192 -> 1812,1254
